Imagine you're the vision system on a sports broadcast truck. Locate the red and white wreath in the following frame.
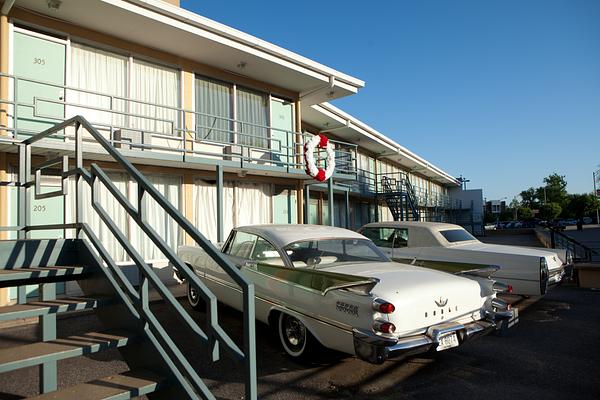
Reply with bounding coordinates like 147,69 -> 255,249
304,134 -> 335,182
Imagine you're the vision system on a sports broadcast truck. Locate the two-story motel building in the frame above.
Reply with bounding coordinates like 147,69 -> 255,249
0,0 -> 480,302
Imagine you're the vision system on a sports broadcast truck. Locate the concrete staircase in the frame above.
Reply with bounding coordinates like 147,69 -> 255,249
0,116 -> 257,399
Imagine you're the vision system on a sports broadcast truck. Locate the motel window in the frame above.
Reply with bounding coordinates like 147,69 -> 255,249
236,86 -> 269,148
129,59 -> 179,135
133,174 -> 183,260
68,42 -> 180,136
195,76 -> 233,143
68,43 -> 128,128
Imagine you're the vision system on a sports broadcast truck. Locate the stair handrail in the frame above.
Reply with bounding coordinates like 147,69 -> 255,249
543,225 -> 599,262
17,116 -> 257,400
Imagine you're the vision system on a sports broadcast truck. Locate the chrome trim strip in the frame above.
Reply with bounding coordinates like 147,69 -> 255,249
200,274 -> 355,332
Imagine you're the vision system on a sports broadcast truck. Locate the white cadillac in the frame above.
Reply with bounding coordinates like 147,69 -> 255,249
359,221 -> 571,296
178,224 -> 514,364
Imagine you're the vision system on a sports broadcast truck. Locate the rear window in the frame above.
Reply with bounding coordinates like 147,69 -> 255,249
440,229 -> 476,243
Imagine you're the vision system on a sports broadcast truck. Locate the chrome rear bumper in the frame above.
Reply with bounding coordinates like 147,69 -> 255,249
353,310 -> 515,364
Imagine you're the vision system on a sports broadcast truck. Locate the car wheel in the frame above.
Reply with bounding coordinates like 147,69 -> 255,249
278,313 -> 315,360
187,282 -> 202,310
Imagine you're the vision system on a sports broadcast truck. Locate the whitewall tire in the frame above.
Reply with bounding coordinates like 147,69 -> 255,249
278,313 -> 315,360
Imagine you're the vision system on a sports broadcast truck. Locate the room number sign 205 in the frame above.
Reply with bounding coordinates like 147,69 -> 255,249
33,205 -> 47,212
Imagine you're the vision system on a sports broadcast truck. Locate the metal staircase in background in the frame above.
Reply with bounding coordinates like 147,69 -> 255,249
0,116 -> 257,399
378,174 -> 420,221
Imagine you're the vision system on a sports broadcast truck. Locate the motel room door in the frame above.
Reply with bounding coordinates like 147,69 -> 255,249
11,29 -> 67,299
270,97 -> 294,167
13,29 -> 66,138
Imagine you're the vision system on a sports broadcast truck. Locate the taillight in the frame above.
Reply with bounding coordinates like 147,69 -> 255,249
372,299 -> 395,314
492,282 -> 512,293
373,320 -> 396,334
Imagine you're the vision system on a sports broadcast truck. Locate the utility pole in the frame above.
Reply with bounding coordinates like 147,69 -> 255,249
594,169 -> 600,224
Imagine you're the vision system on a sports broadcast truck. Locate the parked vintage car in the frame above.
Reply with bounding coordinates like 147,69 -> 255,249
359,221 -> 571,296
178,224 -> 515,364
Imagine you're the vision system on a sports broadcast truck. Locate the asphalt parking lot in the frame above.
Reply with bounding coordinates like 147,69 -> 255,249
0,283 -> 599,400
0,230 -> 599,399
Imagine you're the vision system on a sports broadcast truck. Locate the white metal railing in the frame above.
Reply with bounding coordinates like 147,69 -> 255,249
0,73 -> 357,177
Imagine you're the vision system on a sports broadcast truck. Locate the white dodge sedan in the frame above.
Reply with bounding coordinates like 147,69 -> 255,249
359,221 -> 570,296
178,224 -> 514,364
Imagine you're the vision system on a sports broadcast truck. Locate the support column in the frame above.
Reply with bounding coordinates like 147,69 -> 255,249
0,13 -> 9,135
216,165 -> 224,243
296,182 -> 303,224
182,70 -> 195,155
304,184 -> 310,224
183,174 -> 194,245
345,190 -> 350,229
328,179 -> 334,227
0,12 -> 10,306
0,153 -> 7,306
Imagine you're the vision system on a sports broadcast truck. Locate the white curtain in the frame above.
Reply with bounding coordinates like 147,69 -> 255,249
130,60 -> 179,136
193,179 -> 234,244
66,172 -> 129,262
195,76 -> 232,143
236,87 -> 268,148
133,174 -> 182,260
235,182 -> 271,227
68,43 -> 128,129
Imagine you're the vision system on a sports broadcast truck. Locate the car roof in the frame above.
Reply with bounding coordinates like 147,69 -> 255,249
235,224 -> 366,248
361,221 -> 462,231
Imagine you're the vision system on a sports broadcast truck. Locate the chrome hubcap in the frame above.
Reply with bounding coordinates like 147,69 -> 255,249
189,286 -> 198,302
284,317 -> 305,347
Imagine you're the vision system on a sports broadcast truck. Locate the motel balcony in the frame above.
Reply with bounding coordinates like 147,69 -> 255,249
0,73 -> 358,182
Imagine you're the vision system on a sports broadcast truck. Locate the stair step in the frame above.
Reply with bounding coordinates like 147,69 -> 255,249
0,297 -> 112,322
0,331 -> 134,373
0,266 -> 92,288
26,369 -> 167,400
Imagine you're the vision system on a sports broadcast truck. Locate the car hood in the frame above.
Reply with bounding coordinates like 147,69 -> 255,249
321,261 -> 487,336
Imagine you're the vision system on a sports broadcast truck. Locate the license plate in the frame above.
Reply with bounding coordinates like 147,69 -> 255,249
436,332 -> 459,351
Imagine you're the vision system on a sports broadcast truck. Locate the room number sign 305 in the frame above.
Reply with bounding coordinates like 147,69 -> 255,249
33,58 -> 46,65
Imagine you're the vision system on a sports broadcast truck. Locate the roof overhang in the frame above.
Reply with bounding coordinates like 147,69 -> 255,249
303,103 -> 460,186
10,0 -> 364,104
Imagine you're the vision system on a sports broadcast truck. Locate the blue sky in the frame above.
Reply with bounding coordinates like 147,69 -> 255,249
181,0 -> 600,200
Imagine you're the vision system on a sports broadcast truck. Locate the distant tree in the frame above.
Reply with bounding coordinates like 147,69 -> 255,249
484,211 -> 496,224
539,202 -> 562,221
509,197 -> 520,220
519,187 -> 539,209
499,210 -> 513,222
518,207 -> 534,220
542,173 -> 569,207
565,194 -> 600,230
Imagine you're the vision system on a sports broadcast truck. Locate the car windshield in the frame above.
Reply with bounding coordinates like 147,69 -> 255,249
440,229 -> 477,243
283,238 -> 389,268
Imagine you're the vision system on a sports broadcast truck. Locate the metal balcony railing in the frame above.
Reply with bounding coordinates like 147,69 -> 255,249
0,73 -> 357,178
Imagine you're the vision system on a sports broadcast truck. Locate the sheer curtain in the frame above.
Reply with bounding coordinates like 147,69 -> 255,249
235,182 -> 271,227
68,43 -> 128,129
193,179 -> 235,243
66,172 -> 129,262
236,87 -> 268,148
133,174 -> 182,260
195,76 -> 232,143
130,60 -> 179,135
